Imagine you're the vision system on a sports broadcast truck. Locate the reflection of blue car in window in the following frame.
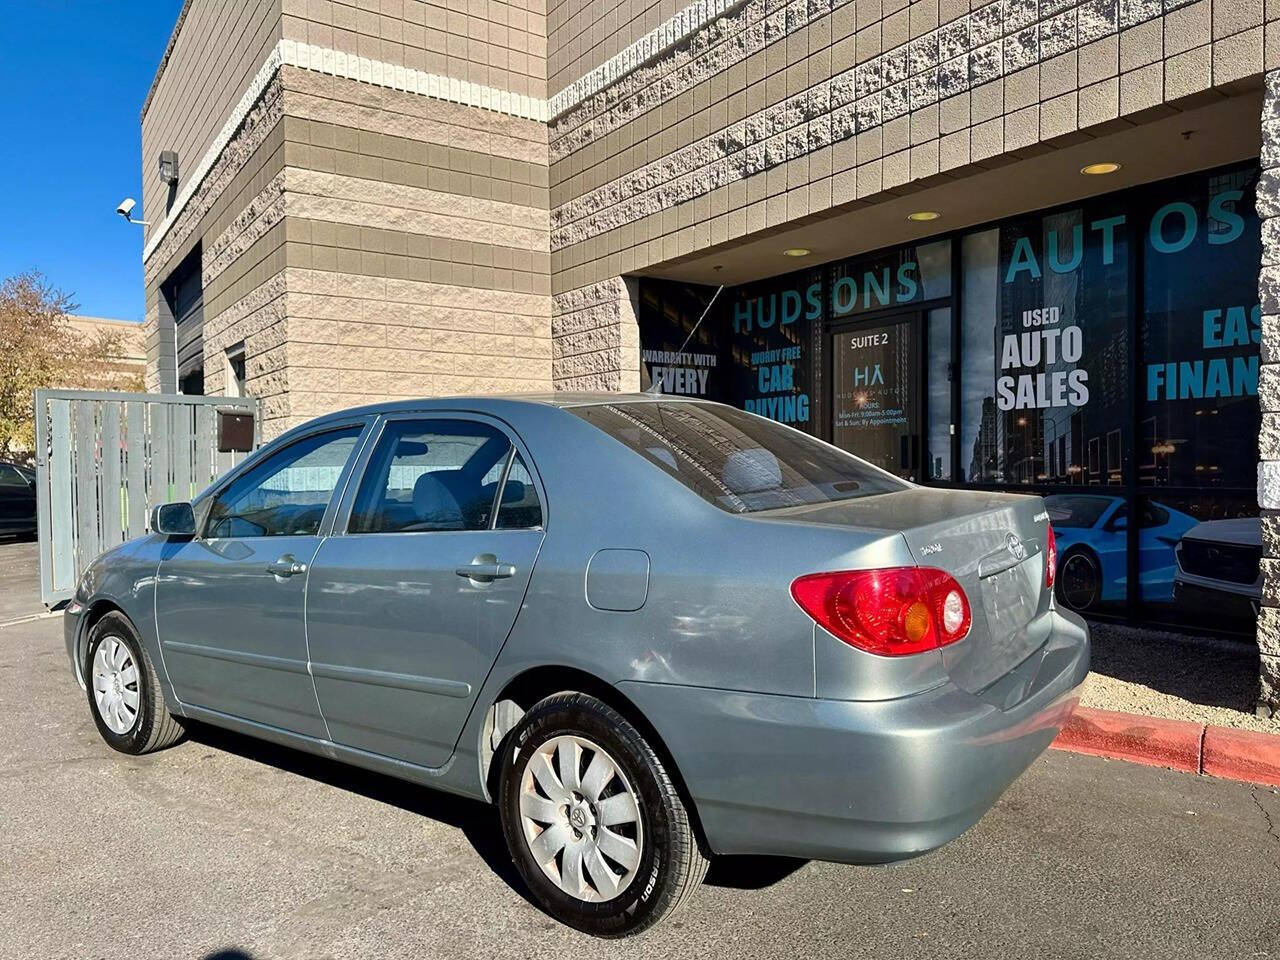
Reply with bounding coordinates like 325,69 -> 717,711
1043,494 -> 1197,611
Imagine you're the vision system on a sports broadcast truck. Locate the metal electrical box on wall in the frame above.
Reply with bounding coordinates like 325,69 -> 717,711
217,411 -> 254,452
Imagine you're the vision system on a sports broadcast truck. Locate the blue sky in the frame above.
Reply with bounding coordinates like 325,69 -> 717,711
0,1 -> 184,323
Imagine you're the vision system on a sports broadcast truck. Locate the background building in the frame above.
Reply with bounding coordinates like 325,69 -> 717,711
139,0 -> 1280,707
65,315 -> 147,390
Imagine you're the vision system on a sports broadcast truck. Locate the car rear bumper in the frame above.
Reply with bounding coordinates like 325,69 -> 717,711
618,609 -> 1089,865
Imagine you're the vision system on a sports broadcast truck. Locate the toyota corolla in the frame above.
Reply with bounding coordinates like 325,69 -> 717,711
65,394 -> 1089,937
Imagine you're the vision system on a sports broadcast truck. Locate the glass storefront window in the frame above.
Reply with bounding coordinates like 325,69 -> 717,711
1139,165 -> 1261,489
829,239 -> 951,319
831,317 -> 919,478
926,306 -> 952,481
636,160 -> 1263,631
1137,163 -> 1262,610
959,201 -> 1129,486
730,270 -> 822,432
960,229 -> 1000,483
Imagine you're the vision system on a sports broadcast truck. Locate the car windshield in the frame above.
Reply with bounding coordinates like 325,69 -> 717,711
1043,494 -> 1115,528
568,401 -> 907,514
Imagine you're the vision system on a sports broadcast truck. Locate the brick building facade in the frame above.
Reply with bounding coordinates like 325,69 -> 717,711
140,0 -> 1280,708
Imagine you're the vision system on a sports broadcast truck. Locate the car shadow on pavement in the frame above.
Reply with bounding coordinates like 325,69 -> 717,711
704,855 -> 807,889
182,720 -> 541,910
183,720 -> 810,904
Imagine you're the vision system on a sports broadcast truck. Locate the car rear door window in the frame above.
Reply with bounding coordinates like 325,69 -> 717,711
0,465 -> 25,487
203,427 -> 364,538
348,419 -> 516,533
568,401 -> 906,513
495,451 -> 543,529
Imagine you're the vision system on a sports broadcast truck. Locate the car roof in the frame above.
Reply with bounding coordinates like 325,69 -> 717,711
299,391 -> 705,425
262,391 -> 717,449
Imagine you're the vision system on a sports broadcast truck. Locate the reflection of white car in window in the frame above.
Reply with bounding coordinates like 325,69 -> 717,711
1173,518 -> 1262,620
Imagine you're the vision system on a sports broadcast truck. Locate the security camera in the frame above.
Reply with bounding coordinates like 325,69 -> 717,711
116,198 -> 149,226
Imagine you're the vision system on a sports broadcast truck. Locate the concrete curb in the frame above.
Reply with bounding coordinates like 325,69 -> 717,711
1051,706 -> 1280,788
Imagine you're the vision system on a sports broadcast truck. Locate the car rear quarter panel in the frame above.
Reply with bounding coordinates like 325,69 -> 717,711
483,407 -> 919,694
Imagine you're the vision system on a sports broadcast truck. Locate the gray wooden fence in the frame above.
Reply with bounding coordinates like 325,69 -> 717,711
34,389 -> 258,607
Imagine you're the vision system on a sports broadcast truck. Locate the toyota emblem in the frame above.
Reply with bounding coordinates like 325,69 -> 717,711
1006,532 -> 1026,561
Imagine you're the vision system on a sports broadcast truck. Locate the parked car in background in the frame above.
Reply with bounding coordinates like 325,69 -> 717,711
1174,517 -> 1262,621
0,460 -> 37,539
1043,494 -> 1196,612
64,395 -> 1089,936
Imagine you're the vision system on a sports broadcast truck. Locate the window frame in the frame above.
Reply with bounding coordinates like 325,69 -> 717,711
330,411 -> 548,537
196,419 -> 375,541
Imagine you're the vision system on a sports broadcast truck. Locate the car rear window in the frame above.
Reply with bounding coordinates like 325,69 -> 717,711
568,401 -> 907,514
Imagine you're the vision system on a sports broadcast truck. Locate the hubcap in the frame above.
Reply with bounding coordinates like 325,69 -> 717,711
92,637 -> 140,735
519,735 -> 643,903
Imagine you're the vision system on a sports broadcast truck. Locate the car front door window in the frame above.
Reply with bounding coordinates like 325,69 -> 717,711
204,428 -> 362,538
155,423 -> 367,737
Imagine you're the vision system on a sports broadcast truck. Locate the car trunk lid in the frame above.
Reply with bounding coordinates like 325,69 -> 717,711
762,488 -> 1054,693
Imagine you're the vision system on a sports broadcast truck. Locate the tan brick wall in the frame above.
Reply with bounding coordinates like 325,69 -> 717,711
142,0 -> 282,229
551,275 -> 640,389
548,0 -> 669,95
143,72 -> 287,394
281,265 -> 551,429
160,63 -> 552,436
545,0 -> 1274,303
281,0 -> 548,99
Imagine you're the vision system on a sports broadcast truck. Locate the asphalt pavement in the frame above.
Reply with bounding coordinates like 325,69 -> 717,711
2,605 -> 1278,960
0,536 -> 43,623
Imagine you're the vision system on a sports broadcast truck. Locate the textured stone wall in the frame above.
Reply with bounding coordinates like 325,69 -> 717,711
551,276 -> 641,390
141,0 -> 281,236
1257,67 -> 1280,715
548,0 -> 1272,294
201,272 -> 290,429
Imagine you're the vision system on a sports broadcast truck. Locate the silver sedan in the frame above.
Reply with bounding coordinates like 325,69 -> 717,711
65,394 -> 1089,937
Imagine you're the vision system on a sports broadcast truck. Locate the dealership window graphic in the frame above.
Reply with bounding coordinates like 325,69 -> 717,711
638,161 -> 1261,627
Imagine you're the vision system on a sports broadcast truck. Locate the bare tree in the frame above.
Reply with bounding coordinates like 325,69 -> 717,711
0,271 -> 142,458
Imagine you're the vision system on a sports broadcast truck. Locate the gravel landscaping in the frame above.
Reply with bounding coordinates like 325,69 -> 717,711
1080,620 -> 1276,733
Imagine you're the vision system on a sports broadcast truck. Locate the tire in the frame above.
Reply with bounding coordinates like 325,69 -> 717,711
1056,547 -> 1102,612
498,692 -> 708,937
85,611 -> 185,755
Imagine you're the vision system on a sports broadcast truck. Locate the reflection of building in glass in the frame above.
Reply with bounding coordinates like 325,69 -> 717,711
969,396 -> 1000,482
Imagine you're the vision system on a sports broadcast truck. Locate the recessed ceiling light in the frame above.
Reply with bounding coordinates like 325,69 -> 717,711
782,248 -> 811,257
907,211 -> 940,222
1081,162 -> 1121,175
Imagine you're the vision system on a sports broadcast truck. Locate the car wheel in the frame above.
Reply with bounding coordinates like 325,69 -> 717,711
498,692 -> 708,937
1057,548 -> 1101,611
85,611 -> 185,755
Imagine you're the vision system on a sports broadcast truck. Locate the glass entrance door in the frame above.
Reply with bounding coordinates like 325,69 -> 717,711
830,315 -> 920,480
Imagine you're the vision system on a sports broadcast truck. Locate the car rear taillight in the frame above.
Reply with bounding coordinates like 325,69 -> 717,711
1045,523 -> 1057,589
790,567 -> 972,657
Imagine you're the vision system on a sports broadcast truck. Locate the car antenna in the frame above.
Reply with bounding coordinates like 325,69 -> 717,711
645,284 -> 724,395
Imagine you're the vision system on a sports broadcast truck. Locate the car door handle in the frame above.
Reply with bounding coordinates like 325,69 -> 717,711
455,561 -> 517,581
266,556 -> 308,578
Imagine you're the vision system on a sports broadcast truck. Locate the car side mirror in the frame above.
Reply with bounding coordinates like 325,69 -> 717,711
1108,516 -> 1128,532
152,502 -> 196,537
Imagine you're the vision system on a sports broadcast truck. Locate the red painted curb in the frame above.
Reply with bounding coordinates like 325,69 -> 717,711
1050,706 -> 1203,773
1202,726 -> 1280,789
